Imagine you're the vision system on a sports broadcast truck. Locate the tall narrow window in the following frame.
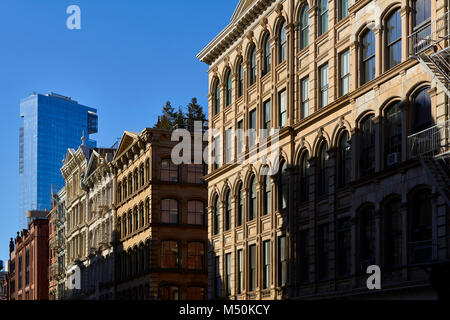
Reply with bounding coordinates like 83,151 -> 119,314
359,115 -> 376,177
318,143 -> 329,196
337,218 -> 352,276
318,0 -> 329,36
278,236 -> 287,286
263,100 -> 271,136
238,62 -> 244,97
249,47 -> 257,85
279,161 -> 288,210
249,109 -> 257,147
337,132 -> 351,187
187,242 -> 205,270
279,89 -> 287,128
279,22 -> 287,63
384,198 -> 402,269
237,183 -> 243,227
225,128 -> 233,164
237,120 -> 244,155
213,135 -> 222,170
249,176 -> 257,221
361,30 -> 376,84
299,153 -> 309,202
237,249 -> 243,294
225,253 -> 232,296
386,10 -> 402,70
140,164 -> 145,187
161,241 -> 179,269
412,87 -> 432,133
319,63 -> 329,108
300,77 -> 310,118
249,245 -> 257,291
225,70 -> 232,107
263,240 -> 271,289
214,79 -> 220,115
339,49 -> 350,96
263,35 -> 271,76
359,207 -> 376,270
300,5 -> 310,50
263,174 -> 271,216
297,229 -> 309,283
225,189 -> 231,231
409,188 -> 432,264
317,224 -> 329,280
339,0 -> 349,21
213,196 -> 220,235
413,0 -> 431,29
187,200 -> 204,226
384,102 -> 402,166
214,256 -> 221,298
161,199 -> 178,224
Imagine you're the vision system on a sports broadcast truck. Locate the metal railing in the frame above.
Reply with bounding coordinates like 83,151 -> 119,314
409,11 -> 450,56
408,120 -> 450,158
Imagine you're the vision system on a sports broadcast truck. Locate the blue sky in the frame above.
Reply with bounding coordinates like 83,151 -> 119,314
0,0 -> 238,264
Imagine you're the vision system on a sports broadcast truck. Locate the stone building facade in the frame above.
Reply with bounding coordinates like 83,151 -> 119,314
198,0 -> 449,299
61,143 -> 115,299
113,128 -> 208,300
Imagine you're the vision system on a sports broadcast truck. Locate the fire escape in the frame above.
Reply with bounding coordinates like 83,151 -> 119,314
409,11 -> 450,209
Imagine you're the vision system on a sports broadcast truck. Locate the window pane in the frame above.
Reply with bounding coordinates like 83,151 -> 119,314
301,77 -> 310,118
279,90 -> 287,127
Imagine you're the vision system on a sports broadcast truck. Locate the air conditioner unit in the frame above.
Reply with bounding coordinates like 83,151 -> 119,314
387,152 -> 401,166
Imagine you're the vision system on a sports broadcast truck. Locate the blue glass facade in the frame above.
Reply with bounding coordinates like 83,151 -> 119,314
19,93 -> 97,224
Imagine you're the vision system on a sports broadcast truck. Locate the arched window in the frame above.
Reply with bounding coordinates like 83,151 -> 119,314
409,188 -> 432,264
134,169 -> 139,191
318,143 -> 329,195
145,159 -> 150,182
123,216 -> 127,237
318,0 -> 329,36
361,30 -> 376,84
279,21 -> 287,63
161,199 -> 179,224
359,206 -> 376,267
383,198 -> 402,269
237,60 -> 244,97
145,198 -> 150,225
249,46 -> 257,85
384,102 -> 402,166
237,183 -> 243,227
263,34 -> 271,76
213,196 -> 220,235
263,174 -> 271,215
213,78 -> 220,115
140,164 -> 145,187
337,131 -> 351,187
225,190 -> 231,231
187,200 -> 204,226
133,207 -> 139,231
279,161 -> 288,210
299,152 -> 310,202
128,174 -> 133,195
118,217 -> 122,238
359,115 -> 376,177
128,211 -> 132,235
123,179 -> 127,199
412,87 -> 432,133
386,10 -> 402,70
225,69 -> 232,107
249,176 -> 257,220
118,182 -> 122,203
139,202 -> 144,228
299,5 -> 310,50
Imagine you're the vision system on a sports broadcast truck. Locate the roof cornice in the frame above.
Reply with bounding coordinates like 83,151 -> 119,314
197,0 -> 275,66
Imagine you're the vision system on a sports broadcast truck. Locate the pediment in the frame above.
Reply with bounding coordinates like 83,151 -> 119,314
231,0 -> 255,22
113,131 -> 139,161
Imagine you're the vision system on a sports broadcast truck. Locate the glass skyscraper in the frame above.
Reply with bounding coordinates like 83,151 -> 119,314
19,92 -> 98,225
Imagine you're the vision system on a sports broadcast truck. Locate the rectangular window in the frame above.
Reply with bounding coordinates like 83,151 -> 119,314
187,200 -> 204,225
339,50 -> 350,96
339,0 -> 349,20
187,164 -> 205,184
25,249 -> 29,286
300,77 -> 310,118
319,64 -> 329,108
297,230 -> 309,283
225,128 -> 233,164
278,236 -> 287,286
237,120 -> 244,155
249,109 -> 257,147
237,249 -> 243,294
319,0 -> 329,36
263,241 -> 271,289
337,218 -> 352,277
161,159 -> 179,182
263,100 -> 271,137
187,242 -> 205,270
161,199 -> 178,224
279,90 -> 287,128
161,241 -> 179,269
213,136 -> 222,170
225,253 -> 232,296
214,256 -> 221,298
18,255 -> 22,290
249,245 -> 257,291
318,224 -> 329,280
